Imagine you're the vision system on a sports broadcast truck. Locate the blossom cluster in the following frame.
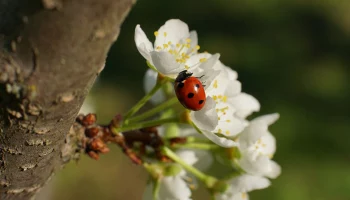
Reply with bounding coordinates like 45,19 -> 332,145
135,19 -> 281,200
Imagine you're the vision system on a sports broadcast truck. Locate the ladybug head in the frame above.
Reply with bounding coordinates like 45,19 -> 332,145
175,70 -> 193,82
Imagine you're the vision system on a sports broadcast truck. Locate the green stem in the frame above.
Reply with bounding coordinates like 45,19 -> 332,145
190,121 -> 203,134
172,143 -> 220,151
116,118 -> 180,132
161,146 -> 218,188
128,97 -> 178,123
186,136 -> 212,143
123,81 -> 164,124
152,178 -> 161,200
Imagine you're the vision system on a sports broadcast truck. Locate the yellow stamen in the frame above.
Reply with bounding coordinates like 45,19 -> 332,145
186,38 -> 191,43
154,31 -> 159,36
164,32 -> 167,37
213,80 -> 218,88
199,58 -> 207,62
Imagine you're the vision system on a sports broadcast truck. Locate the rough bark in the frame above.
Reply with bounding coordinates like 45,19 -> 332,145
0,0 -> 134,199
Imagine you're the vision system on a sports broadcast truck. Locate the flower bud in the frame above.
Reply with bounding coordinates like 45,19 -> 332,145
89,138 -> 105,151
99,146 -> 110,154
87,151 -> 99,160
82,113 -> 97,126
85,127 -> 100,138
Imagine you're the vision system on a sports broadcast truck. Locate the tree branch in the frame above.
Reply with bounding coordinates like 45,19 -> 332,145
0,0 -> 134,199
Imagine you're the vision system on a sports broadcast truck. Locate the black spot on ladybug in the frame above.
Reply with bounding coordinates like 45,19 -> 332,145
178,82 -> 184,88
195,84 -> 200,88
187,93 -> 194,98
199,100 -> 204,104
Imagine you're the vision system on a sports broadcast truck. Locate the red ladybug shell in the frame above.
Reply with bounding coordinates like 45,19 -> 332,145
174,71 -> 206,111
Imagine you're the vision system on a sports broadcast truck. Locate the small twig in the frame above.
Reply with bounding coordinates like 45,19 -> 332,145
75,113 -> 170,164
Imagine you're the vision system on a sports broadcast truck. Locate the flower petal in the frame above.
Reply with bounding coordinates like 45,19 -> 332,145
216,192 -> 249,200
224,66 -> 238,80
154,19 -> 190,47
252,113 -> 280,126
215,175 -> 270,200
135,25 -> 154,61
185,52 -> 212,68
229,93 -> 260,118
176,149 -> 198,166
224,79 -> 242,97
238,151 -> 271,177
192,54 -> 221,89
160,176 -> 192,200
150,51 -> 183,76
202,130 -> 239,147
213,62 -> 238,81
215,115 -> 247,137
143,69 -> 166,104
238,113 -> 279,150
229,175 -> 271,193
190,97 -> 218,131
186,31 -> 198,54
259,132 -> 276,156
265,160 -> 281,179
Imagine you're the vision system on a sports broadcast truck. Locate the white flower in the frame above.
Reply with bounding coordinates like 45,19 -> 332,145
135,19 -> 219,79
138,20 -> 261,149
236,114 -> 281,179
191,60 -> 260,147
143,150 -> 198,200
215,175 -> 270,200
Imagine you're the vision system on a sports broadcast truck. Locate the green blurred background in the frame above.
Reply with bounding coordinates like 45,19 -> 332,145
37,0 -> 350,199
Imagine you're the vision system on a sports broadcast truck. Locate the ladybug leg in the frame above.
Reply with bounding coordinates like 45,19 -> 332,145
196,75 -> 205,79
201,80 -> 207,87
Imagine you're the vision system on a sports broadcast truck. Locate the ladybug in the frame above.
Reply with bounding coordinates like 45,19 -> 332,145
174,70 -> 206,111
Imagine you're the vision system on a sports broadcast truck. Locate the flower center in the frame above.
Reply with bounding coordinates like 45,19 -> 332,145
154,31 -> 201,69
250,138 -> 273,158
